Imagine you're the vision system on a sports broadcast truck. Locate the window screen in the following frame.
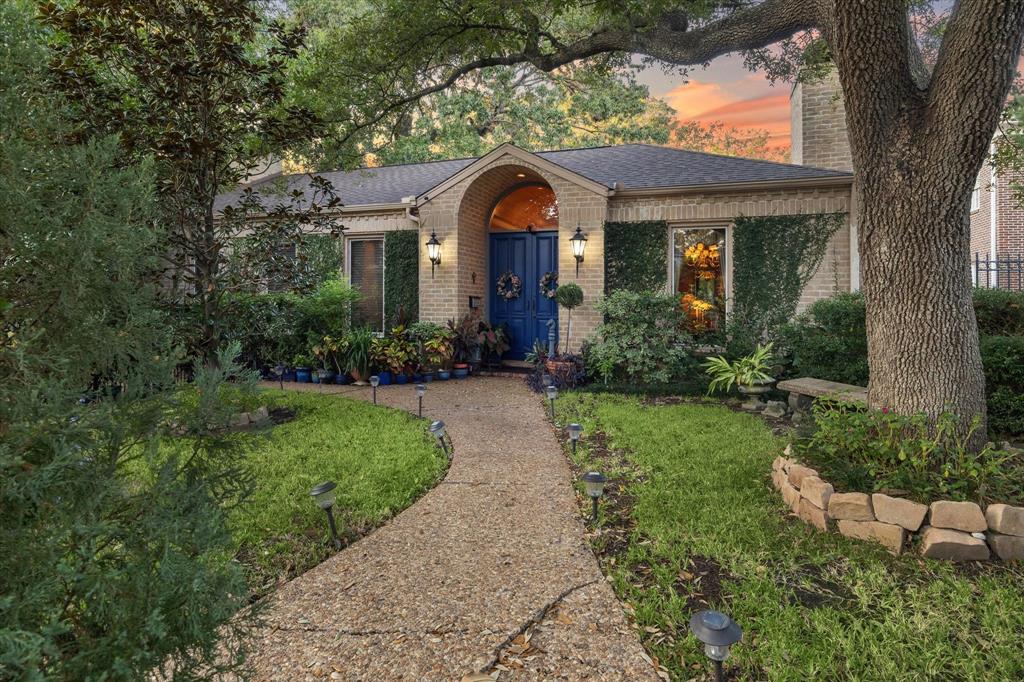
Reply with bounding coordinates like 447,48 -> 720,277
349,238 -> 384,330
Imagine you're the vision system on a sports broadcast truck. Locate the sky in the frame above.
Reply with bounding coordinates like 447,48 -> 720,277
637,54 -> 794,153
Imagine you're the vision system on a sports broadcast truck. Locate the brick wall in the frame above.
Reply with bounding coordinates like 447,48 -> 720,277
790,71 -> 853,172
417,156 -> 607,350
996,164 -> 1024,256
607,186 -> 853,309
969,161 -> 995,264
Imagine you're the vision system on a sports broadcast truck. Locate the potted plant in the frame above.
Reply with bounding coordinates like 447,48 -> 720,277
477,322 -> 510,369
555,282 -> 584,353
310,339 -> 337,385
346,328 -> 373,385
423,327 -> 455,380
369,336 -> 393,384
703,343 -> 776,396
448,314 -> 479,378
292,353 -> 314,383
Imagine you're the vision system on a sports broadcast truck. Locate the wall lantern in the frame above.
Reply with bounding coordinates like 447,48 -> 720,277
426,230 -> 442,278
580,471 -> 607,523
689,609 -> 743,682
570,224 -> 587,276
568,422 -> 582,456
415,383 -> 426,418
429,419 -> 450,455
369,374 -> 380,404
545,384 -> 558,421
309,481 -> 342,549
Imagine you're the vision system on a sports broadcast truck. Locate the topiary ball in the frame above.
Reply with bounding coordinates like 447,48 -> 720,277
555,282 -> 584,310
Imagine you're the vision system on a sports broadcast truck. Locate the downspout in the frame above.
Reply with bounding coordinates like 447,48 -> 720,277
990,143 -> 998,265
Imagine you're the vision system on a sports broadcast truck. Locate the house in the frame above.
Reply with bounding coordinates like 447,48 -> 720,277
217,86 -> 858,360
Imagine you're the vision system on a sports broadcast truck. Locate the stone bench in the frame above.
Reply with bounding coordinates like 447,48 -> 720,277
776,377 -> 868,413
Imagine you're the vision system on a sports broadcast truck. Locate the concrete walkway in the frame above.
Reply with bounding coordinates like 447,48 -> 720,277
243,377 -> 657,681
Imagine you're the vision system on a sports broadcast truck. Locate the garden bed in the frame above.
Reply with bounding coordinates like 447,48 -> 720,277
555,392 -> 1024,681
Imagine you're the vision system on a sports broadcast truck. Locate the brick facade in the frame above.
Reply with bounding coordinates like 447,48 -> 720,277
790,71 -> 853,172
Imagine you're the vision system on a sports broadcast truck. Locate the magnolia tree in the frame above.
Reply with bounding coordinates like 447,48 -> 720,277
319,0 -> 1024,445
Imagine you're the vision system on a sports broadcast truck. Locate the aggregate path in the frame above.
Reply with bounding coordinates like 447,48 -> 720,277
244,377 -> 658,681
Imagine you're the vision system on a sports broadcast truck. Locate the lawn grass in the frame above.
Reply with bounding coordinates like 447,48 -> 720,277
227,390 -> 445,595
559,393 -> 1024,681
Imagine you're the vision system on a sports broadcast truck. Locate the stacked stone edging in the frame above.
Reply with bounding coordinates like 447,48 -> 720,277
771,447 -> 1024,562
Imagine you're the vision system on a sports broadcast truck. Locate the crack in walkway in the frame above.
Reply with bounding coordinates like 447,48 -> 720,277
244,378 -> 658,680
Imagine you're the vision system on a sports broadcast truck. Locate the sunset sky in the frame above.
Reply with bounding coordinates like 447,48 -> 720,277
638,54 -> 796,155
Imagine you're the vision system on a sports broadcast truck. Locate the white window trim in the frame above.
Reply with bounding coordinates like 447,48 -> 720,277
668,224 -> 731,316
971,173 -> 981,213
344,234 -> 387,332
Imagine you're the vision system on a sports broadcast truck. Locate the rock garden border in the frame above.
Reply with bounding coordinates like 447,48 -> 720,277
771,447 -> 1024,562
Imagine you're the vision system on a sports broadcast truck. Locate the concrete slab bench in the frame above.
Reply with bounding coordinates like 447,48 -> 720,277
776,377 -> 868,413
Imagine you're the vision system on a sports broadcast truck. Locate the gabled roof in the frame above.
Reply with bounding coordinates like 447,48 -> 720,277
214,143 -> 851,213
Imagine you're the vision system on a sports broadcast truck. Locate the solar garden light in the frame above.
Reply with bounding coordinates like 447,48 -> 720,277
581,471 -> 607,523
274,362 -> 285,390
309,481 -> 342,550
568,422 -> 582,456
541,373 -> 552,386
545,384 -> 558,421
369,374 -> 380,404
429,419 -> 450,455
416,383 -> 426,418
317,368 -> 329,393
689,610 -> 742,682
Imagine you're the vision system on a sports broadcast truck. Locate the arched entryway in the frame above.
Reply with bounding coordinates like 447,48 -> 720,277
488,182 -> 559,359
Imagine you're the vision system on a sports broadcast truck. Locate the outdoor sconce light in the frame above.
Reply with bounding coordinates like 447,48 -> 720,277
545,384 -> 558,421
317,368 -> 329,393
689,609 -> 743,682
426,230 -> 441,278
370,374 -> 380,404
274,362 -> 285,390
416,383 -> 426,418
581,471 -> 607,523
429,419 -> 450,455
309,481 -> 342,550
568,422 -> 582,456
570,224 -> 587,276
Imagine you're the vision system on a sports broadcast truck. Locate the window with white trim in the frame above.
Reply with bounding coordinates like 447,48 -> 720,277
971,173 -> 981,212
348,237 -> 385,331
672,227 -> 727,332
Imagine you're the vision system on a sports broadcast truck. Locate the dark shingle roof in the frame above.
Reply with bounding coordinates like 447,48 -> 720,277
215,144 -> 850,213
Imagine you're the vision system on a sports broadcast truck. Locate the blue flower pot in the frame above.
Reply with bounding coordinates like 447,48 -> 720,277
295,368 -> 312,383
377,371 -> 393,385
422,372 -> 435,383
283,370 -> 297,382
438,370 -> 451,381
311,373 -> 320,384
335,374 -> 349,385
317,371 -> 336,384
395,374 -> 409,385
453,367 -> 469,379
413,373 -> 424,382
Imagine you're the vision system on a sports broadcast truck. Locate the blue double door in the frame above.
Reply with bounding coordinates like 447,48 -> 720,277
489,232 -> 558,360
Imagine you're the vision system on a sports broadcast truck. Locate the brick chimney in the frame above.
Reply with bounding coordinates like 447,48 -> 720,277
790,70 -> 853,172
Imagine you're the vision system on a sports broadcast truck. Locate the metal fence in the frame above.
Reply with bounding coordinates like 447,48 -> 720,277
973,253 -> 1024,290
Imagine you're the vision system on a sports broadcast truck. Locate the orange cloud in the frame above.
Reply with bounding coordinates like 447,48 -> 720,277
662,79 -> 792,151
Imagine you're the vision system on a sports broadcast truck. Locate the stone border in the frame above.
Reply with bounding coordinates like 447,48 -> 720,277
771,447 -> 1024,562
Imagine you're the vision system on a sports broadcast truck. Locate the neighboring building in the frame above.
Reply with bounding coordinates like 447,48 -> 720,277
217,138 -> 856,359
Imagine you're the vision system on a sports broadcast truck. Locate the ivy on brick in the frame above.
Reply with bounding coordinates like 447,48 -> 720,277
384,230 -> 419,326
730,213 -> 844,354
604,220 -> 668,293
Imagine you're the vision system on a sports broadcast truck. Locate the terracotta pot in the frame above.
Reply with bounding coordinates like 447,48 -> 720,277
545,359 -> 573,374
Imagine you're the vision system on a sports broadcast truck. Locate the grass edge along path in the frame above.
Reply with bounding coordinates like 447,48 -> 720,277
558,393 -> 1024,681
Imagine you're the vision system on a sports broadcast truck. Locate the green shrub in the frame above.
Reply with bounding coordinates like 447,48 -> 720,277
585,291 -> 697,385
384,230 -> 419,326
798,400 -> 1023,504
972,287 -> 1024,336
779,292 -> 869,385
604,220 -> 668,293
980,335 -> 1024,435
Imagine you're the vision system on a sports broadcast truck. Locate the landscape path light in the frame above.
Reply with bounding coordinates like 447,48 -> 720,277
309,481 -> 342,550
568,422 -> 582,457
274,362 -> 285,390
581,471 -> 607,523
370,375 -> 380,404
416,383 -> 426,418
545,384 -> 557,421
317,368 -> 329,393
689,609 -> 742,682
429,419 -> 450,455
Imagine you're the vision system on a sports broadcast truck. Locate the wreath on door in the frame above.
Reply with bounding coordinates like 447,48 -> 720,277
496,271 -> 523,300
539,271 -> 559,299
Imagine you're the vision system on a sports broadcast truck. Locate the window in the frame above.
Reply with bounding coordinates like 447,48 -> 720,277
672,227 -> 727,332
971,173 -> 981,212
489,183 -> 558,231
348,237 -> 384,331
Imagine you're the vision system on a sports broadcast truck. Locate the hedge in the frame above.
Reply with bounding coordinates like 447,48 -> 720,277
384,230 -> 419,326
604,221 -> 668,293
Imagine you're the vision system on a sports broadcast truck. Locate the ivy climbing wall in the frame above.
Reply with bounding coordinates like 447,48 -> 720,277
603,220 -> 668,293
384,230 -> 419,326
